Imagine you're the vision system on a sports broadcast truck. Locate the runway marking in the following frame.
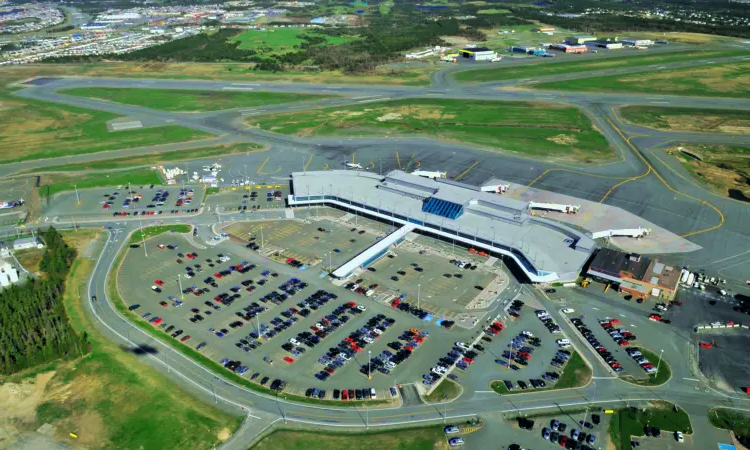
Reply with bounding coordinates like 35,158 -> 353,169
351,95 -> 381,100
222,87 -> 254,91
454,161 -> 478,181
358,97 -> 390,103
606,118 -> 725,240
651,101 -> 670,104
304,153 -> 314,171
683,377 -> 700,382
256,157 -> 269,174
404,153 -> 417,172
232,83 -> 260,86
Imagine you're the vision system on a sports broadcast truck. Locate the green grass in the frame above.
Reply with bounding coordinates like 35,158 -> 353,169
456,50 -> 749,83
619,106 -> 750,132
533,59 -> 750,98
59,87 -> 340,112
609,403 -> 692,450
620,348 -> 671,386
665,143 -> 750,200
24,231 -> 243,449
709,408 -> 750,448
252,427 -> 445,450
40,168 -> 163,197
108,241 -> 390,408
231,28 -> 357,55
27,143 -> 264,173
250,98 -> 613,162
490,351 -> 591,394
0,91 -> 214,164
424,379 -> 461,403
129,224 -> 192,244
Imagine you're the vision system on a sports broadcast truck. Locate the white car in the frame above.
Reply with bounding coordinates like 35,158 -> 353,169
363,336 -> 374,344
432,366 -> 447,374
675,431 -> 684,443
365,290 -> 374,297
562,308 -> 575,314
372,328 -> 383,336
455,341 -> 469,350
556,339 -> 571,347
370,388 -> 377,399
357,305 -> 367,311
289,338 -> 300,345
445,426 -> 460,434
339,353 -> 351,361
349,284 -> 360,292
521,330 -> 534,337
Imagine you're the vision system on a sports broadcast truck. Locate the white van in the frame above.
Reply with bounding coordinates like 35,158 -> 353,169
556,339 -> 571,348
370,388 -> 377,399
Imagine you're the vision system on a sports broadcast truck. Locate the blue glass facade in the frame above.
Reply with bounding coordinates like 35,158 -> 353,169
422,198 -> 464,219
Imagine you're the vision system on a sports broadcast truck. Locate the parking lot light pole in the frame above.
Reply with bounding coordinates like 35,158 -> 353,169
368,350 -> 372,380
655,349 -> 664,377
178,274 -> 184,300
260,226 -> 264,250
74,184 -> 80,206
139,216 -> 148,257
418,284 -> 421,310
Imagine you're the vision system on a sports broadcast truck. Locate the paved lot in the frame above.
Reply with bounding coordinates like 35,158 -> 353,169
43,185 -> 203,221
205,183 -> 289,215
0,178 -> 33,225
118,233 -> 492,399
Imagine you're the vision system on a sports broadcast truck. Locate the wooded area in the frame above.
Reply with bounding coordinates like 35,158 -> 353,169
0,227 -> 87,375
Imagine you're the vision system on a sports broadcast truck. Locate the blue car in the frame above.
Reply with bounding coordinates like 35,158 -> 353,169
215,332 -> 224,338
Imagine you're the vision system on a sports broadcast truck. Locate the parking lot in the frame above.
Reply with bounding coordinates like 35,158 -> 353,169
42,184 -> 204,221
0,177 -> 33,225
205,183 -> 290,215
117,231 -> 489,401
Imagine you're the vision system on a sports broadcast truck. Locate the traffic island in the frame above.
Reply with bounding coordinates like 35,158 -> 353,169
619,348 -> 672,387
490,351 -> 592,394
709,407 -> 750,449
608,401 -> 692,450
422,379 -> 463,404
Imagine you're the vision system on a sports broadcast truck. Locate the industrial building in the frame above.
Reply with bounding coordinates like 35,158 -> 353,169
0,258 -> 20,288
588,41 -> 623,49
567,35 -> 597,45
287,170 -> 596,283
548,43 -> 587,53
621,38 -> 654,47
459,47 -> 497,61
586,248 -> 681,300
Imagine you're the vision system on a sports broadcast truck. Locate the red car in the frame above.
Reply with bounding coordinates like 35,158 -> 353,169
559,435 -> 568,447
462,357 -> 474,364
324,367 -> 335,374
649,314 -> 662,321
283,356 -> 295,364
610,318 -> 621,325
618,340 -> 629,347
518,352 -> 531,360
391,299 -> 401,307
157,244 -> 166,249
180,335 -> 190,342
155,279 -> 164,286
152,318 -> 163,325
187,253 -> 196,259
102,204 -> 110,209
286,257 -> 295,264
342,390 -> 349,401
492,322 -> 505,330
214,272 -> 223,279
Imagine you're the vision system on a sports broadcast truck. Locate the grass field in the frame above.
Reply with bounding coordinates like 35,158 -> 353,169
533,60 -> 750,98
0,229 -> 242,449
456,50 -> 748,83
424,379 -> 462,403
231,28 -> 357,55
619,106 -> 750,133
669,143 -> 750,201
26,143 -> 265,173
252,427 -> 448,450
249,98 -> 613,162
620,348 -> 671,387
60,87 -> 339,112
608,402 -> 692,450
39,168 -> 163,197
0,88 -> 214,164
709,408 -> 750,448
490,351 -> 591,394
2,62 -> 434,87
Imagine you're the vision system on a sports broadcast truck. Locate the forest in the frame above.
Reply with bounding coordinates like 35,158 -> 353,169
0,227 -> 87,375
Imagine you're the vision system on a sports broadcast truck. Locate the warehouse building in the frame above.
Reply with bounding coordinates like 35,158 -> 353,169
13,237 -> 43,251
548,43 -> 587,53
459,47 -> 497,61
621,38 -> 654,47
567,35 -> 596,45
588,41 -> 623,49
586,248 -> 681,300
287,170 -> 596,283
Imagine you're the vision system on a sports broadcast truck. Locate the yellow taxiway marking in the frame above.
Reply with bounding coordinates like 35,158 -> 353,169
454,161 -> 478,181
395,151 -> 402,169
304,153 -> 314,171
256,157 -> 269,174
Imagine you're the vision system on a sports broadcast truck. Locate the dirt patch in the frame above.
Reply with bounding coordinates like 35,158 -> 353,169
440,36 -> 472,45
376,112 -> 403,122
391,105 -> 455,120
58,410 -> 106,446
718,125 -> 750,134
218,428 -> 231,441
0,371 -> 57,448
331,111 -> 365,116
547,134 -> 579,145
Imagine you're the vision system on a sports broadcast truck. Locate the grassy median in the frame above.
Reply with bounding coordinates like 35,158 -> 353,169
424,379 -> 462,403
620,348 -> 671,387
252,427 -> 447,450
249,98 -> 613,162
609,402 -> 692,450
534,60 -> 750,98
39,168 -> 164,197
456,50 -> 748,83
619,106 -> 750,133
709,408 -> 750,448
60,87 -> 341,112
490,351 -> 591,394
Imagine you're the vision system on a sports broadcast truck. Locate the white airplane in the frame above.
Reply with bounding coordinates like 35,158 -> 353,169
344,162 -> 367,170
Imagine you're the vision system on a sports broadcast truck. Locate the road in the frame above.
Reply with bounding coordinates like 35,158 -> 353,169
6,51 -> 750,448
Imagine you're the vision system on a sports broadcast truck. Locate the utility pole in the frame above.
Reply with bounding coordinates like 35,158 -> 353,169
655,349 -> 664,377
260,226 -> 264,250
139,216 -> 148,257
367,350 -> 372,380
74,184 -> 80,206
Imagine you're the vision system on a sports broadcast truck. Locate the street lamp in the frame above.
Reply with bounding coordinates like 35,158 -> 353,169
418,284 -> 421,310
368,350 -> 372,380
655,349 -> 664,377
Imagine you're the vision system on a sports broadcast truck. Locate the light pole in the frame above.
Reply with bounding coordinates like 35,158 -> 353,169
256,310 -> 262,341
260,225 -> 264,249
368,350 -> 372,380
139,216 -> 148,257
418,284 -> 421,310
655,349 -> 664,377
74,184 -> 80,206
178,274 -> 184,300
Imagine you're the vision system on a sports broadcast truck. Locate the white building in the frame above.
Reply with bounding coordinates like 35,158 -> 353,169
0,259 -> 19,287
621,39 -> 654,47
13,237 -> 43,251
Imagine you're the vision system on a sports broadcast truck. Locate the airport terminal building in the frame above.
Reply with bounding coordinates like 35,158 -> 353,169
287,170 -> 596,283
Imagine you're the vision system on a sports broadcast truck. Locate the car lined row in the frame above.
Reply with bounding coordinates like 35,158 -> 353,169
625,347 -> 658,374
571,317 -> 624,373
600,317 -> 636,347
535,309 -> 562,334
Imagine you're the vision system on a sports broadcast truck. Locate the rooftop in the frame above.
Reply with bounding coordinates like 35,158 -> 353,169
289,170 -> 595,279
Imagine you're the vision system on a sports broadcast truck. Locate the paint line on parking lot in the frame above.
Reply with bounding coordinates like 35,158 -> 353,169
683,377 -> 700,382
474,390 -> 494,393
592,307 -> 600,311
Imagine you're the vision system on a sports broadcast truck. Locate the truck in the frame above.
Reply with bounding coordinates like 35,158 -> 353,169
528,202 -> 580,214
686,272 -> 695,287
481,184 -> 509,194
